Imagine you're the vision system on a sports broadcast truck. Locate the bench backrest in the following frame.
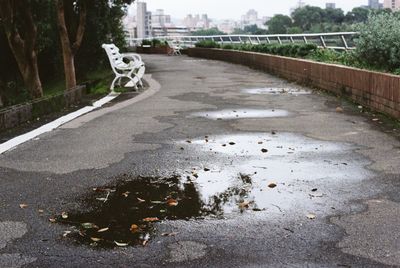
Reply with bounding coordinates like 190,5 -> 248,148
102,44 -> 126,72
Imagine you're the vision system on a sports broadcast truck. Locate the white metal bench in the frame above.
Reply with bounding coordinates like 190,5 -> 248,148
102,44 -> 145,91
167,40 -> 182,56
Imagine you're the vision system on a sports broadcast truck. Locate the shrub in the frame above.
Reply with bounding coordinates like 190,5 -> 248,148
195,40 -> 220,48
151,39 -> 162,47
356,13 -> 400,71
141,40 -> 152,46
222,44 -> 234,50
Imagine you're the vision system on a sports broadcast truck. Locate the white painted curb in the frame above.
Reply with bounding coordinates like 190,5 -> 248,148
0,92 -> 120,155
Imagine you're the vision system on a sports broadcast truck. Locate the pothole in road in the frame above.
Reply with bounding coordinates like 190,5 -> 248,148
243,87 -> 311,95
190,109 -> 289,120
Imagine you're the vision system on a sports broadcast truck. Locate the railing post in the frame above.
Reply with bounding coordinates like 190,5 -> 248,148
256,37 -> 261,44
229,36 -> 233,44
266,37 -> 271,44
303,36 -> 308,43
319,36 -> 327,48
290,36 -> 294,43
277,36 -> 282,44
340,35 -> 349,50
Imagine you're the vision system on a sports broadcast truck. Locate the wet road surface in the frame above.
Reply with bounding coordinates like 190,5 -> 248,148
0,54 -> 400,267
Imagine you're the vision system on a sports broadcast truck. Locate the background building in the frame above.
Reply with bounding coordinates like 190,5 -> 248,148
136,2 -> 152,38
384,0 -> 400,10
325,3 -> 336,9
368,0 -> 381,9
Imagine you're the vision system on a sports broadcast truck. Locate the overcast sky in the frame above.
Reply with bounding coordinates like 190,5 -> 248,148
130,0 -> 371,19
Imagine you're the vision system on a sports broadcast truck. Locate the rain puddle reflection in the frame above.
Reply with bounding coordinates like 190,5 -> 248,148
56,133 -> 371,248
190,109 -> 289,120
243,88 -> 310,95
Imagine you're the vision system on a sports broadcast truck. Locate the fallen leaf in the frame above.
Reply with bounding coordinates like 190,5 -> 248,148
81,222 -> 99,229
271,131 -> 277,135
114,241 -> 129,247
261,148 -> 268,153
38,209 -> 44,213
204,168 -> 210,172
186,140 -> 192,143
161,232 -> 178,237
63,231 -> 71,237
372,118 -> 379,121
311,188 -> 318,192
143,217 -> 159,222
61,212 -> 68,219
258,141 -> 263,144
19,204 -> 28,209
268,182 -> 277,188
130,224 -> 139,233
97,227 -> 109,233
310,193 -> 323,198
222,144 -> 227,147
307,213 -> 316,220
229,142 -> 236,145
122,191 -> 130,197
166,199 -> 179,207
90,237 -> 102,242
137,197 -> 146,203
49,218 -> 56,223
336,107 -> 344,113
238,201 -> 250,210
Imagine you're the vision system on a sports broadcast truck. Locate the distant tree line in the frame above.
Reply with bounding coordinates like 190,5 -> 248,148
0,0 -> 133,107
267,5 -> 395,34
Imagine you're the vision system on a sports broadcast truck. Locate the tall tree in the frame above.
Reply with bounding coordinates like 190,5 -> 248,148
266,15 -> 293,34
0,0 -> 43,98
56,0 -> 87,91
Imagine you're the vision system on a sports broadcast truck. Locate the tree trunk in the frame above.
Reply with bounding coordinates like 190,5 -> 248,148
0,0 -> 43,99
56,0 -> 86,91
60,43 -> 77,90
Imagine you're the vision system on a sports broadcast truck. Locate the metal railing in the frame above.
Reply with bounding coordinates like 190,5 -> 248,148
127,32 -> 359,50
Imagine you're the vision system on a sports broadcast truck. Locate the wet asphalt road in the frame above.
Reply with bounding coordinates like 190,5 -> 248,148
0,54 -> 400,267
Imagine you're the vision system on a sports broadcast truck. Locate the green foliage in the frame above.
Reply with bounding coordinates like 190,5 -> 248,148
355,12 -> 400,71
195,40 -> 221,48
266,15 -> 293,34
222,44 -> 234,50
141,40 -> 152,46
0,0 -> 131,107
292,6 -> 326,30
191,27 -> 225,36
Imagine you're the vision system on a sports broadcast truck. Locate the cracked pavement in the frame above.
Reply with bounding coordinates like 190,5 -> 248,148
0,54 -> 400,267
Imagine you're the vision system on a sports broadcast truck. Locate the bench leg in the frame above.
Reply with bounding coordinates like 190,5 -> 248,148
110,76 -> 119,91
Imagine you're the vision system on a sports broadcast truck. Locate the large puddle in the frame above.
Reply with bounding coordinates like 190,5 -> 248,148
55,174 -> 257,248
243,87 -> 311,95
190,109 -> 289,120
56,132 -> 371,248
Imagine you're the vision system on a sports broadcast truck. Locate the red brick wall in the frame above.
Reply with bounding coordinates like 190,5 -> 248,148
188,48 -> 400,119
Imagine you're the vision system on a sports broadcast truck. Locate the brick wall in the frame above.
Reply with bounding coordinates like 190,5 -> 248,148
187,48 -> 400,119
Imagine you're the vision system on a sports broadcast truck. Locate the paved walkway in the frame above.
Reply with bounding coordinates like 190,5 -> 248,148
0,54 -> 399,267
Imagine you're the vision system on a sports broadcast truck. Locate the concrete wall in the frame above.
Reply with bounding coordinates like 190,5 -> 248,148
0,85 -> 85,130
188,48 -> 400,119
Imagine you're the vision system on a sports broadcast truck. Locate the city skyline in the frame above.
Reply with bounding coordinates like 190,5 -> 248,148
129,0 -> 372,20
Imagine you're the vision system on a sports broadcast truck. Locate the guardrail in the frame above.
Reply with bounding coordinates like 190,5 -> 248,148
127,32 -> 359,50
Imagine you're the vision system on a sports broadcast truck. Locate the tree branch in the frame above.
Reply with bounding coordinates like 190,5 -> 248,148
56,0 -> 71,53
72,0 -> 87,55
